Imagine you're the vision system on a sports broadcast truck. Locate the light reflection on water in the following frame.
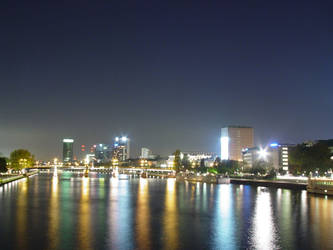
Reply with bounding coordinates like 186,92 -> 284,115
136,178 -> 151,250
1,174 -> 333,249
48,177 -> 59,250
163,178 -> 178,250
250,188 -> 278,250
108,177 -> 133,249
78,177 -> 91,249
214,184 -> 236,249
16,179 -> 28,249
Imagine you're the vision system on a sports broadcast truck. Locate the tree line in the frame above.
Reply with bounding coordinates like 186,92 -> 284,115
0,149 -> 35,173
289,141 -> 333,175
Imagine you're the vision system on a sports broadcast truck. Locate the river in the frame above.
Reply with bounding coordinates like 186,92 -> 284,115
0,173 -> 332,249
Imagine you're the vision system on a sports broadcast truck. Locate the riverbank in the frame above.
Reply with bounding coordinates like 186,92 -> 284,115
176,175 -> 307,189
176,174 -> 230,184
0,171 -> 38,186
230,178 -> 307,190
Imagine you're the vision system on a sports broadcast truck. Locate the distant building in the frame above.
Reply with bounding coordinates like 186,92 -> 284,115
112,136 -> 130,161
63,139 -> 74,163
95,143 -> 112,163
221,126 -> 254,161
80,144 -> 96,161
85,154 -> 95,165
182,151 -> 216,162
141,148 -> 151,159
242,147 -> 258,168
167,151 -> 216,168
242,143 -> 290,171
140,147 -> 158,159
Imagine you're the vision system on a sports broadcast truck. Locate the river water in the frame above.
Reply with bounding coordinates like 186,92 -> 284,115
0,173 -> 332,250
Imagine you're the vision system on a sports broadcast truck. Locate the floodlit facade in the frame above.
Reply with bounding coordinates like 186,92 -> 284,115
182,152 -> 216,162
112,136 -> 130,161
63,138 -> 74,163
221,126 -> 254,161
271,143 -> 289,171
167,151 -> 216,168
95,143 -> 113,163
141,147 -> 152,159
242,143 -> 290,171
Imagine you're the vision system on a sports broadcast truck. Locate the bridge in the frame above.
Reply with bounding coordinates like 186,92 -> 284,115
28,166 -> 175,177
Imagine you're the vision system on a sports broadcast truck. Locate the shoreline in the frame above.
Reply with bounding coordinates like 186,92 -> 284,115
0,171 -> 38,186
176,174 -> 307,190
230,178 -> 307,190
2,171 -> 308,191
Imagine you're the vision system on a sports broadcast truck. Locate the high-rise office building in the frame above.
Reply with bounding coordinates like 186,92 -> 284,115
95,143 -> 113,163
242,143 -> 290,172
112,136 -> 130,161
221,126 -> 254,161
63,138 -> 74,163
141,148 -> 151,159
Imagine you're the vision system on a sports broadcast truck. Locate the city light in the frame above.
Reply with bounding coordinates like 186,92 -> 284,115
270,143 -> 279,148
221,137 -> 229,160
121,136 -> 127,142
258,147 -> 268,160
63,139 -> 74,143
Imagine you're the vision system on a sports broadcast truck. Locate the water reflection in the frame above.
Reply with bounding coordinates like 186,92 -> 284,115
16,179 -> 28,249
278,189 -> 294,248
309,194 -> 333,248
163,178 -> 178,250
250,188 -> 278,249
2,174 -> 333,249
108,177 -> 133,249
213,185 -> 236,249
136,178 -> 151,249
48,177 -> 59,249
78,177 -> 91,249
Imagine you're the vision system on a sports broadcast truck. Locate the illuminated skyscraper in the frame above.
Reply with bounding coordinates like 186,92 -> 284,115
221,126 -> 254,161
63,138 -> 74,163
141,148 -> 151,159
242,143 -> 290,172
112,136 -> 130,161
95,143 -> 112,163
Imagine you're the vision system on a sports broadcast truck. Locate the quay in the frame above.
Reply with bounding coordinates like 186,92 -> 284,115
176,174 -> 230,184
307,178 -> 333,195
230,178 -> 307,190
0,171 -> 38,186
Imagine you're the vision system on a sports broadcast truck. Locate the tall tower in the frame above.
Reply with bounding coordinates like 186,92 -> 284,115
112,136 -> 130,161
221,126 -> 254,161
141,148 -> 151,159
63,138 -> 74,163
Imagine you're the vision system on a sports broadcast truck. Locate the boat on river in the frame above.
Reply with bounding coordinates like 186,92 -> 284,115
307,178 -> 333,195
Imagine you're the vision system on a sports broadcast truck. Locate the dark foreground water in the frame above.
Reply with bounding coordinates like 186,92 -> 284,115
0,173 -> 333,250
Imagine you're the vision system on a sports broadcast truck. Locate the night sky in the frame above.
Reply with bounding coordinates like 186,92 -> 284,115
1,1 -> 332,160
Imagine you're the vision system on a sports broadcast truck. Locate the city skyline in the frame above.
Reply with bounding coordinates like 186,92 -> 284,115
1,1 -> 333,160
1,2 -> 333,249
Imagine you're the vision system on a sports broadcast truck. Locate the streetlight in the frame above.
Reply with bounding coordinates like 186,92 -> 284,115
258,148 -> 268,160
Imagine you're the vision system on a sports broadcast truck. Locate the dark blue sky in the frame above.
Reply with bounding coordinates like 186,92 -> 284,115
1,0 -> 332,160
